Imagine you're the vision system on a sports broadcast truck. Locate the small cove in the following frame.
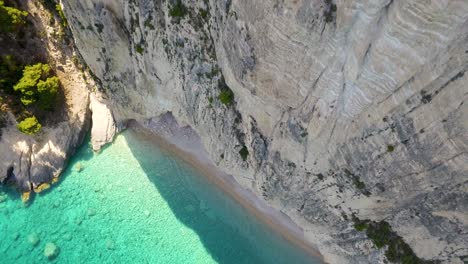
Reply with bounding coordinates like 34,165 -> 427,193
0,128 -> 322,263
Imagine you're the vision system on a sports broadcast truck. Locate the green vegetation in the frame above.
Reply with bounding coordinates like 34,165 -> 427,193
199,8 -> 209,20
0,0 -> 28,32
17,116 -> 41,135
144,18 -> 155,30
218,89 -> 234,105
324,0 -> 337,23
135,44 -> 144,54
37,76 -> 59,110
239,146 -> 249,161
14,63 -> 59,110
352,176 -> 366,190
344,169 -> 367,191
354,221 -> 368,231
387,144 -> 395,152
55,4 -> 67,27
352,217 -> 432,264
208,96 -> 213,104
169,1 -> 188,20
217,76 -> 235,105
0,55 -> 23,92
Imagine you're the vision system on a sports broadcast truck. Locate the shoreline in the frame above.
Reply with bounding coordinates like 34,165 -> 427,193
128,120 -> 325,263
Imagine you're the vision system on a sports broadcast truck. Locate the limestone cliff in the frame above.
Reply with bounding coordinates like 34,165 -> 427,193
0,2 -> 90,196
62,0 -> 467,263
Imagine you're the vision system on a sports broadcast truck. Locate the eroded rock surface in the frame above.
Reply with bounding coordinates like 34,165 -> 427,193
62,0 -> 468,263
0,2 -> 91,194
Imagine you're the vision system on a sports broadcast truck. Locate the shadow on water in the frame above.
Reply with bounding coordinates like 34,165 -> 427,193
123,128 -> 319,264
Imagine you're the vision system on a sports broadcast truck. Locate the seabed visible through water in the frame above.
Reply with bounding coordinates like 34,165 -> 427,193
0,129 -> 321,263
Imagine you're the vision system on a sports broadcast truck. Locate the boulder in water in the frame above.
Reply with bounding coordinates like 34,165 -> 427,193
44,242 -> 59,260
75,163 -> 84,172
105,239 -> 115,250
28,233 -> 40,247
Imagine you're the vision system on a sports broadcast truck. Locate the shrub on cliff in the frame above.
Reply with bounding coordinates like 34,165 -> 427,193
169,1 -> 188,18
37,76 -> 59,110
55,4 -> 67,27
0,1 -> 28,32
218,89 -> 234,105
14,63 -> 59,110
239,146 -> 249,161
17,116 -> 41,135
0,55 -> 23,92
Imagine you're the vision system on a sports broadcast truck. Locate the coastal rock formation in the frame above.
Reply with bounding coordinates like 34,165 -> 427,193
61,0 -> 467,263
89,94 -> 116,151
0,2 -> 91,194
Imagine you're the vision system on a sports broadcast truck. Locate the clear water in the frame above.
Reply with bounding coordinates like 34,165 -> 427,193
0,129 -> 321,263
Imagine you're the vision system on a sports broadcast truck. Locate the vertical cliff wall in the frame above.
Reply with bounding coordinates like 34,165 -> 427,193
62,0 -> 468,263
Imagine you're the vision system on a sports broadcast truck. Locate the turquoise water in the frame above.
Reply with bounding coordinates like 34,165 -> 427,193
0,129 -> 321,263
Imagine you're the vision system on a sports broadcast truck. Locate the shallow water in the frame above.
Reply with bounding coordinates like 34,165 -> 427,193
0,129 -> 321,263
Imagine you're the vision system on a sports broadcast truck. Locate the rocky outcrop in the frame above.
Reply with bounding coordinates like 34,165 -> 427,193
0,2 -> 91,196
62,0 -> 468,263
89,94 -> 116,151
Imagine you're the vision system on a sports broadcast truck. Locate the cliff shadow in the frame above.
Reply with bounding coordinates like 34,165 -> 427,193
123,128 -> 265,264
122,122 -> 318,264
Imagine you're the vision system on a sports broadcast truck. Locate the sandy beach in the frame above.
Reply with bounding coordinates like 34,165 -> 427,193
128,119 -> 325,263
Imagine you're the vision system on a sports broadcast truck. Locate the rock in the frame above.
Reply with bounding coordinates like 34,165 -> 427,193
74,163 -> 84,172
43,0 -> 468,263
0,194 -> 7,203
89,95 -> 117,151
105,239 -> 115,250
44,242 -> 59,260
87,208 -> 96,217
28,233 -> 40,247
63,233 -> 72,241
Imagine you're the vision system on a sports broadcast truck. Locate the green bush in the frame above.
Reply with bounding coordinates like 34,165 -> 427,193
17,116 -> 42,135
135,44 -> 144,54
0,55 -> 23,92
0,1 -> 28,32
353,217 -> 430,264
14,63 -> 50,105
169,1 -> 188,19
37,76 -> 59,110
354,222 -> 368,231
239,146 -> 249,161
218,89 -> 234,105
55,4 -> 67,27
13,63 -> 59,109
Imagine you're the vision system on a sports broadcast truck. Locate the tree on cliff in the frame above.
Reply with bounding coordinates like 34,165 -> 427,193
0,1 -> 28,33
14,63 -> 59,110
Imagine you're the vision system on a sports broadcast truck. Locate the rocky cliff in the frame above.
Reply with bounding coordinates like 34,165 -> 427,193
62,0 -> 467,263
0,1 -> 90,199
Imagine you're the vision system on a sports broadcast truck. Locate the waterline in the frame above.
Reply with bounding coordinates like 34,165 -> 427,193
0,129 -> 321,263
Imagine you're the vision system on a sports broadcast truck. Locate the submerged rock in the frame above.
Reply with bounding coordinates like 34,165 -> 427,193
27,233 -> 40,247
74,163 -> 84,172
44,242 -> 59,260
105,239 -> 115,250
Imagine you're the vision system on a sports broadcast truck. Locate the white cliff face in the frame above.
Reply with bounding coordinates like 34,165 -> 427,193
89,94 -> 116,151
62,0 -> 468,263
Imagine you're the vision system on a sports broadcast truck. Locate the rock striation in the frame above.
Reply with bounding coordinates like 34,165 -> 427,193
60,0 -> 467,263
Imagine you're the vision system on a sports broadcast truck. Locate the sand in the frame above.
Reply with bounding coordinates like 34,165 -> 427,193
129,119 -> 325,263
